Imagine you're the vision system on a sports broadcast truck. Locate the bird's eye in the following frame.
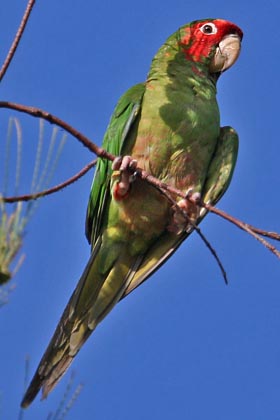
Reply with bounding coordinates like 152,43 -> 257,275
200,23 -> 218,35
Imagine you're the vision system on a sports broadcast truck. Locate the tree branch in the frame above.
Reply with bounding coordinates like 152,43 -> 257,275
0,0 -> 36,83
2,159 -> 96,203
0,101 -> 115,161
0,100 -> 279,262
204,202 -> 280,258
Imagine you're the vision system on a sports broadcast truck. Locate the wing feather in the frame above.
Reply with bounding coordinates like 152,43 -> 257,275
86,83 -> 145,245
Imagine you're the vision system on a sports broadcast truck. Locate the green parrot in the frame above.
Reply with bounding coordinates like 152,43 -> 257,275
21,18 -> 242,408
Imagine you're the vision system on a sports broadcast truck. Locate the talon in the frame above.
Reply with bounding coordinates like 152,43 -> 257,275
185,188 -> 194,199
128,159 -> 138,171
185,189 -> 201,205
191,192 -> 201,204
111,155 -> 138,201
112,156 -> 123,171
167,190 -> 201,235
119,155 -> 133,171
129,171 -> 138,183
167,204 -> 188,234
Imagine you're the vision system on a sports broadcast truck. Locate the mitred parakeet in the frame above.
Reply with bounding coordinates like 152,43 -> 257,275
21,18 -> 243,407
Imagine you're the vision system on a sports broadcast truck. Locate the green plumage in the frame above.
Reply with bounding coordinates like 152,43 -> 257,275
21,18 -> 242,408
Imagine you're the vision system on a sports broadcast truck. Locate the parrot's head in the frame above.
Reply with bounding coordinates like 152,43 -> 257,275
179,18 -> 243,74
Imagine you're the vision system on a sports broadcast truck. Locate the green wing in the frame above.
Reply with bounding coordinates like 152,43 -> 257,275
202,126 -> 238,206
85,83 -> 145,246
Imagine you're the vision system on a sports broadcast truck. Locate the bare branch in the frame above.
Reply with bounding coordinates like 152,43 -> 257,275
0,101 -> 115,161
204,202 -> 280,258
0,0 -> 36,83
2,159 -> 96,203
242,225 -> 280,241
0,100 -> 279,262
192,224 -> 228,284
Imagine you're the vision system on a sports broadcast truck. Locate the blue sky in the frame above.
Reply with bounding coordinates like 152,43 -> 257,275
0,1 -> 280,419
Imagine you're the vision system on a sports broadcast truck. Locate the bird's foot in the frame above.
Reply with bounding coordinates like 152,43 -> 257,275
167,189 -> 201,234
111,156 -> 138,200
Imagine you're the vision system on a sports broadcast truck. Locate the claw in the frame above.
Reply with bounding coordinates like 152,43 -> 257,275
111,156 -> 138,200
186,190 -> 201,205
167,190 -> 201,234
112,156 -> 123,171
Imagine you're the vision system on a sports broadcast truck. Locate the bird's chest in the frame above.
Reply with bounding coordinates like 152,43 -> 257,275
131,80 -> 220,192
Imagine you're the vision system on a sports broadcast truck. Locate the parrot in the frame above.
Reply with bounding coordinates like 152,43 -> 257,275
21,18 -> 243,408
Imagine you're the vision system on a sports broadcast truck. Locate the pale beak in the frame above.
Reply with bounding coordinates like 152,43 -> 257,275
209,34 -> 242,73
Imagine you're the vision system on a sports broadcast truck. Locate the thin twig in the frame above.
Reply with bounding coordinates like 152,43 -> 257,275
192,224 -> 228,283
0,0 -> 36,83
0,101 -> 115,160
2,159 -> 96,203
243,224 -> 280,241
204,202 -> 280,258
52,371 -> 75,420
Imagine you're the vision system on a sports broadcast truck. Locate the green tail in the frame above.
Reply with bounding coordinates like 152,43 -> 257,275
21,237 -> 144,407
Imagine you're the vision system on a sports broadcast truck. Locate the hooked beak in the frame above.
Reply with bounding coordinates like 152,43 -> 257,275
209,33 -> 242,73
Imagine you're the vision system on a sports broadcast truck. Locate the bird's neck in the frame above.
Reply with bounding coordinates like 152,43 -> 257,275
147,39 -> 217,97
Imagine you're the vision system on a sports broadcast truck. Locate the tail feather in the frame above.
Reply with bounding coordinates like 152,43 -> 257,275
21,241 -> 143,408
42,356 -> 73,399
21,355 -> 73,408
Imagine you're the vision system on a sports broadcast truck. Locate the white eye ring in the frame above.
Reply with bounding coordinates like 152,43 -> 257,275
200,23 -> 218,35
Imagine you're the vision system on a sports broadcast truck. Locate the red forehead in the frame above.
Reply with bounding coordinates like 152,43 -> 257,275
180,19 -> 243,62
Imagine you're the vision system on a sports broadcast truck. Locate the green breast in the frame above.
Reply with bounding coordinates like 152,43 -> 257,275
131,58 -> 220,195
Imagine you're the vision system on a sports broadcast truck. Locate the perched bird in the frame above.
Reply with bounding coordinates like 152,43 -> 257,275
21,18 -> 242,407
